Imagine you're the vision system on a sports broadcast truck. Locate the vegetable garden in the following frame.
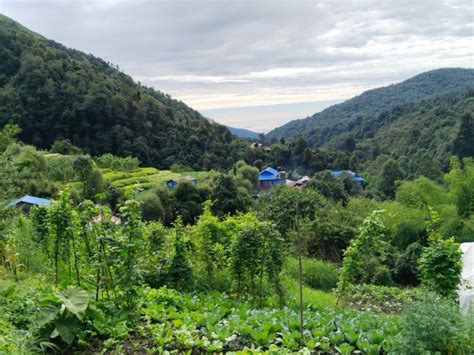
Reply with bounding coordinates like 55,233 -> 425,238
1,190 -> 472,353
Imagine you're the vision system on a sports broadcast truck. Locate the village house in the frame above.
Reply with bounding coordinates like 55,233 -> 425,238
286,175 -> 311,188
330,170 -> 365,188
7,195 -> 51,213
166,175 -> 197,188
249,142 -> 272,152
255,167 -> 287,190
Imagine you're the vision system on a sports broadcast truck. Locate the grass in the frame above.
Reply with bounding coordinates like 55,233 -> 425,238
282,276 -> 338,311
283,257 -> 340,291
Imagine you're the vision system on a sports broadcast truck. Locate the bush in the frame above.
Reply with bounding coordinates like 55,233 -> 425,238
393,292 -> 474,353
95,153 -> 140,171
419,237 -> 462,297
84,169 -> 105,200
339,210 -> 392,287
140,193 -> 164,222
284,257 -> 339,291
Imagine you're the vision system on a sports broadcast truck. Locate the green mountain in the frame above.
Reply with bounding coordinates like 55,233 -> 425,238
351,92 -> 474,180
267,68 -> 474,147
227,126 -> 261,139
0,14 -> 234,169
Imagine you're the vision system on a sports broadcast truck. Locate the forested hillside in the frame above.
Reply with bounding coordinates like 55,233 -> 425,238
268,68 -> 474,146
341,92 -> 474,178
0,14 -> 234,169
227,126 -> 261,139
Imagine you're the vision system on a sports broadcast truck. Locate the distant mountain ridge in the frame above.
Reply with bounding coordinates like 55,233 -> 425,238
268,68 -> 474,146
0,14 -> 235,169
227,126 -> 261,139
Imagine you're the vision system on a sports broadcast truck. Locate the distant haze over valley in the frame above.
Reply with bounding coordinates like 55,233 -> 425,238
203,99 -> 342,132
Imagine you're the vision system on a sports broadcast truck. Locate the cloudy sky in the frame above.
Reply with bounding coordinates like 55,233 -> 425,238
1,0 -> 472,132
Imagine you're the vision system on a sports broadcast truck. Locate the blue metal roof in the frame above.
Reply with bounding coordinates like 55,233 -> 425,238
7,195 -> 52,207
259,167 -> 279,181
330,170 -> 356,177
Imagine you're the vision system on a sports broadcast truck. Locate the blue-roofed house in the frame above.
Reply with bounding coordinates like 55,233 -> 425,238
166,175 -> 197,188
330,170 -> 365,188
166,179 -> 178,188
256,167 -> 287,191
7,195 -> 52,213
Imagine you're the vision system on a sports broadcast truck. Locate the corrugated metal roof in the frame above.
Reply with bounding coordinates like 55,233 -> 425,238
331,170 -> 356,177
7,195 -> 52,207
259,167 -> 279,180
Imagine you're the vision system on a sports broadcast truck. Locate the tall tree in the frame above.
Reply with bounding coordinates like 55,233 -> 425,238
453,113 -> 474,159
377,159 -> 404,199
211,174 -> 247,218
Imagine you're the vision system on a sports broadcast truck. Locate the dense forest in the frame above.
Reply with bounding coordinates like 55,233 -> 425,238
268,68 -> 474,144
0,14 -> 234,170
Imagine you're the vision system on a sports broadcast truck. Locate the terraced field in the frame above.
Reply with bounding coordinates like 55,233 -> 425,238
100,167 -> 216,196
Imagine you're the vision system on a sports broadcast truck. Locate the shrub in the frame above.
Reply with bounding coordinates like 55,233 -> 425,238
339,210 -> 392,287
419,237 -> 462,297
140,193 -> 164,222
95,154 -> 140,171
393,292 -> 474,353
284,257 -> 339,291
84,169 -> 105,200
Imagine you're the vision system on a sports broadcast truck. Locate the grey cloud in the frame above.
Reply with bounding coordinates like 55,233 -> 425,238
1,0 -> 472,129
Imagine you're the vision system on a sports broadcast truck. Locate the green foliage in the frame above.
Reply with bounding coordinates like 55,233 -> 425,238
419,237 -> 462,297
45,153 -> 77,182
284,257 -> 339,291
393,292 -> 474,353
445,156 -> 474,218
256,186 -> 327,241
1,214 -> 44,279
192,201 -> 232,290
0,123 -> 20,153
84,169 -> 105,200
174,182 -> 204,224
33,285 -> 91,346
140,287 -> 399,353
3,144 -> 57,197
73,155 -> 93,198
230,214 -> 284,303
453,112 -> 474,159
0,17 -> 236,169
140,192 -> 164,221
340,210 -> 392,287
117,199 -> 144,308
377,158 -> 404,199
167,218 -> 193,291
269,67 -> 474,152
342,284 -> 423,314
307,171 -> 351,205
49,139 -> 82,155
211,174 -> 248,218
396,175 -> 449,208
47,190 -> 78,285
303,203 -> 361,262
95,154 -> 140,172
268,70 -> 474,187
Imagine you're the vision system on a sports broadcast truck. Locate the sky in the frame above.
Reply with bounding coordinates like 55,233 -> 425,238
0,0 -> 472,132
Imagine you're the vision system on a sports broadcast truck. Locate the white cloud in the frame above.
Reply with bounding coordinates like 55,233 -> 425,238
1,0 -> 473,130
